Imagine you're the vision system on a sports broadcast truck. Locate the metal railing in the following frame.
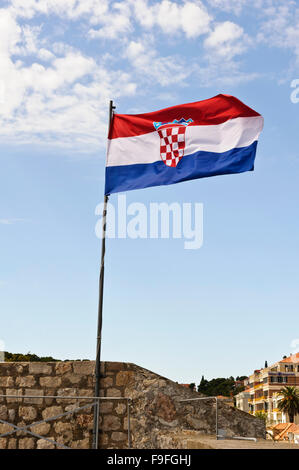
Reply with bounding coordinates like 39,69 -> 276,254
0,395 -> 132,449
179,396 -> 258,442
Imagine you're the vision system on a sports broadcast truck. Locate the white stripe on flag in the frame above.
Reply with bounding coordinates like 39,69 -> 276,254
106,116 -> 264,167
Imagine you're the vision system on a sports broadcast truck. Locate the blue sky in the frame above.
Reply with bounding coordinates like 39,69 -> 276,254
0,0 -> 299,383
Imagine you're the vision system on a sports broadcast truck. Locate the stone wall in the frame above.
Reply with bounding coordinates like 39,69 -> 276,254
0,361 -> 265,449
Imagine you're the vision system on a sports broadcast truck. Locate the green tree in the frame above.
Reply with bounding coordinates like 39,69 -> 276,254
198,377 -> 236,397
277,386 -> 299,423
197,375 -> 208,394
5,352 -> 60,362
236,376 -> 248,381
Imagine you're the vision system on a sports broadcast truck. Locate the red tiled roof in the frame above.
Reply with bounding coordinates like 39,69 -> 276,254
280,352 -> 299,363
269,423 -> 299,441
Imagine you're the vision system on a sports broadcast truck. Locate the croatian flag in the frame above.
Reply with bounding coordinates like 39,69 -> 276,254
105,94 -> 263,195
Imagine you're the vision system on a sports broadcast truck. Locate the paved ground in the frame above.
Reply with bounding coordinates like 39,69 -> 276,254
179,432 -> 299,449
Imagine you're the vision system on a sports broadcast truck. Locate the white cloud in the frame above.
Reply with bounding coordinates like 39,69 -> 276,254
258,3 -> 299,66
207,0 -> 248,15
125,39 -> 189,86
204,21 -> 248,59
0,8 -> 22,55
38,48 -> 55,61
0,8 -> 137,148
9,0 -> 109,22
131,0 -> 211,38
88,2 -> 131,39
1,0 -> 298,150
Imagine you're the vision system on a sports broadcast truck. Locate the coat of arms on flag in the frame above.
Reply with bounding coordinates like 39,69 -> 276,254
153,118 -> 193,167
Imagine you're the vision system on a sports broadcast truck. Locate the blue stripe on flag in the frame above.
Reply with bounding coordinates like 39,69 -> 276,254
105,141 -> 258,195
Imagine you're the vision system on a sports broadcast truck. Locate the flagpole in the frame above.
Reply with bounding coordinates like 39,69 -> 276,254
92,100 -> 115,449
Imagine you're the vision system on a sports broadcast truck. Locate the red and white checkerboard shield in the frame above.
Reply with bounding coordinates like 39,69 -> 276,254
157,123 -> 188,168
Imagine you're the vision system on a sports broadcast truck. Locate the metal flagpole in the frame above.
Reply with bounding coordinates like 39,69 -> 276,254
92,100 -> 115,449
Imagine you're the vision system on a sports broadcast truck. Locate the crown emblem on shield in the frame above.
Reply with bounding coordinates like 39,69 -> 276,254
153,118 -> 193,167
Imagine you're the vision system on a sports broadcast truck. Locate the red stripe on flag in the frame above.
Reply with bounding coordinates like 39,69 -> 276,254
109,94 -> 261,139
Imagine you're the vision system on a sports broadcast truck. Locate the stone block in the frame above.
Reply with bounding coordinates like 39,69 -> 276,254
115,403 -> 126,415
6,388 -> 23,403
143,378 -> 158,388
158,380 -> 167,388
37,439 -> 55,449
63,373 -> 82,385
29,363 -> 52,375
15,365 -> 24,374
24,389 -> 44,405
106,388 -> 122,397
100,376 -> 113,388
7,439 -> 17,449
55,362 -> 72,375
0,364 -> 13,375
56,388 -> 77,404
39,376 -> 62,388
42,406 -> 63,420
73,362 -> 95,376
18,438 -> 35,449
102,415 -> 121,431
30,422 -> 51,436
111,432 -> 127,442
0,438 -> 7,449
54,423 -> 73,445
105,362 -> 126,372
19,406 -> 37,421
54,422 -> 72,434
71,438 -> 90,449
0,405 -> 8,420
99,402 -> 114,414
65,404 -> 78,413
0,377 -> 14,387
0,422 -> 14,434
16,376 -> 36,387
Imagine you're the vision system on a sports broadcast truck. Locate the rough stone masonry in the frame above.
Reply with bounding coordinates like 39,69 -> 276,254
0,361 -> 265,449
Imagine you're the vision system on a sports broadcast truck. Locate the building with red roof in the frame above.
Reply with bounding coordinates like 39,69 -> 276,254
235,352 -> 299,425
